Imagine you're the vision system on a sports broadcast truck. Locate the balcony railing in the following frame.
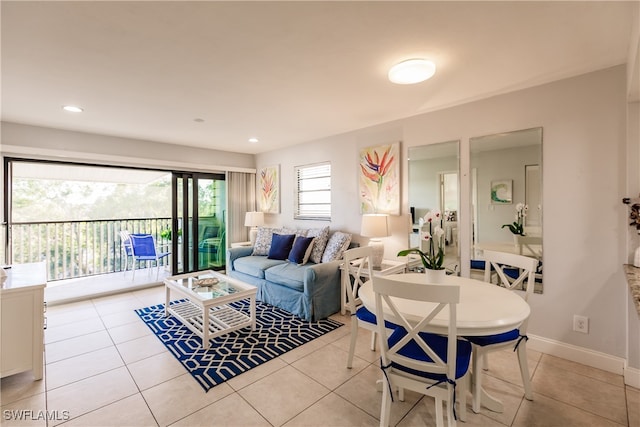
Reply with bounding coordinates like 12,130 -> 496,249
10,217 -> 171,281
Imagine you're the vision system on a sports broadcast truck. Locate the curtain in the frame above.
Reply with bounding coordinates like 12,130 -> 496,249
227,171 -> 256,244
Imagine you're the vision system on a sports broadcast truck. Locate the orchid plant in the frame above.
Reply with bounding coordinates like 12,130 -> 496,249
398,210 -> 445,270
502,202 -> 528,235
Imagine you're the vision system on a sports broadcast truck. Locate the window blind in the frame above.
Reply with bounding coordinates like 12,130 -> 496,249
294,162 -> 331,220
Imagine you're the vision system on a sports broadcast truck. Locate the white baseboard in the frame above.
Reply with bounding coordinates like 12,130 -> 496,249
528,334 -> 627,376
625,366 -> 640,389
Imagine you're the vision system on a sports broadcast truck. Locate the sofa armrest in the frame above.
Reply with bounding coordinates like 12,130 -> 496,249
227,246 -> 254,271
303,260 -> 342,296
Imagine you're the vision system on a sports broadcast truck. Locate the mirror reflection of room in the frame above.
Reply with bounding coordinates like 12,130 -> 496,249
470,127 -> 543,291
408,140 -> 460,275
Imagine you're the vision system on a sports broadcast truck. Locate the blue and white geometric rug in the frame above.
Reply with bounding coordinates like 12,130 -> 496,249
135,300 -> 343,392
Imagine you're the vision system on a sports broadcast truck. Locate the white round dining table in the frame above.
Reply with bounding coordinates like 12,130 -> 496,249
359,273 -> 530,337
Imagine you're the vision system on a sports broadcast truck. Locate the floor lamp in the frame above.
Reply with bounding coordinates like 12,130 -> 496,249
361,214 -> 389,270
245,211 -> 265,245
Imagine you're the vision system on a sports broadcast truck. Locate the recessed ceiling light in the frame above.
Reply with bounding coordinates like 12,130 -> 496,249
388,59 -> 436,84
248,138 -> 259,143
62,105 -> 83,113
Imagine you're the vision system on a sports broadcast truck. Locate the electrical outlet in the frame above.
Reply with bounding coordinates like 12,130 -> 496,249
573,315 -> 589,334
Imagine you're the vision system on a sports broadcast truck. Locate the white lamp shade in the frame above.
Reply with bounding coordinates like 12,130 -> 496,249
244,211 -> 265,227
361,214 -> 389,238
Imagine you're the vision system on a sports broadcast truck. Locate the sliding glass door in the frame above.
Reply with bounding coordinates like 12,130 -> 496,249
171,172 -> 226,274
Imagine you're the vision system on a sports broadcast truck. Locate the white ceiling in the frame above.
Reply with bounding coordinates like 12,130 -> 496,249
1,1 -> 636,155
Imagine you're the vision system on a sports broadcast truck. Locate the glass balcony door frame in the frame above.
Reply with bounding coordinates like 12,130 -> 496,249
171,172 -> 226,274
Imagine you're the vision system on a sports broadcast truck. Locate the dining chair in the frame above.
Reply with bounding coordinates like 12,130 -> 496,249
466,249 -> 539,413
344,246 -> 395,369
129,234 -> 171,280
119,230 -> 133,275
373,275 -> 470,427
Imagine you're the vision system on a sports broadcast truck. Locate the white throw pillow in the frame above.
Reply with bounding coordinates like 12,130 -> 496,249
321,231 -> 352,263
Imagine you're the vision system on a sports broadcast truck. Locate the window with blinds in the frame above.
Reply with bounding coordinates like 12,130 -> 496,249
294,162 -> 331,220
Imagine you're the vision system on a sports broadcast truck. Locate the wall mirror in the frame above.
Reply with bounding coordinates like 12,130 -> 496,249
470,127 -> 543,292
408,140 -> 460,275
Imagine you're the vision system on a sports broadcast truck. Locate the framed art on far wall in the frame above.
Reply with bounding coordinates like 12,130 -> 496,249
359,142 -> 400,215
259,165 -> 280,213
490,179 -> 513,204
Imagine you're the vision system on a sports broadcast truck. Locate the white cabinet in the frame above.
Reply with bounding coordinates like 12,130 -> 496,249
0,262 -> 47,380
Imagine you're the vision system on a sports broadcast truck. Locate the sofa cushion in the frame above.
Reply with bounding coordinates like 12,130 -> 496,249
264,262 -> 311,292
322,231 -> 352,262
268,233 -> 296,260
252,227 -> 276,255
307,226 -> 330,263
280,227 -> 307,237
233,255 -> 286,279
288,236 -> 315,265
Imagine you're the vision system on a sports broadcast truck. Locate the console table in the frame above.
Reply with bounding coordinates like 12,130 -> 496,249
0,262 -> 47,380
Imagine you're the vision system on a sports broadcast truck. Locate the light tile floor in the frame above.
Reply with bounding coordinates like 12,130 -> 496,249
1,285 -> 638,427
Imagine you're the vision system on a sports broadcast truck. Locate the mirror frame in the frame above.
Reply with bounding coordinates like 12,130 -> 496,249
469,127 -> 543,292
408,140 -> 461,275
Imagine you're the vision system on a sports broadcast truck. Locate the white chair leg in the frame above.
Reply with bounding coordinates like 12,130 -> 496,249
445,392 -> 455,427
347,318 -> 358,369
380,377 -> 392,427
517,342 -> 533,400
370,329 -> 377,351
435,396 -> 444,427
472,347 -> 483,413
458,374 -> 468,422
132,259 -> 136,280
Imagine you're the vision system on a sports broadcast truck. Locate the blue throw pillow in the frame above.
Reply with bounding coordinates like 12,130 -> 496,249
268,234 -> 296,260
288,236 -> 315,265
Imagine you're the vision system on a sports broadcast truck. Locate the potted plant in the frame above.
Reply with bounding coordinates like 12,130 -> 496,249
398,210 -> 446,282
502,203 -> 528,236
160,228 -> 182,241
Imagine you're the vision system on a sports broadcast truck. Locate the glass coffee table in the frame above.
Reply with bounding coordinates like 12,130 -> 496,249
164,270 -> 257,349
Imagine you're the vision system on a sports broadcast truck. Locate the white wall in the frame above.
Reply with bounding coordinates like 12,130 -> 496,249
472,145 -> 541,243
0,122 -> 255,173
256,66 -> 629,361
409,156 -> 458,219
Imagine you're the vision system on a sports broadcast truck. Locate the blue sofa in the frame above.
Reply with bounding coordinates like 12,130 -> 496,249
227,246 -> 343,321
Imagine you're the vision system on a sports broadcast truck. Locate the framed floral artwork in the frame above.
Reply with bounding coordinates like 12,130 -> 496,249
490,179 -> 512,204
359,142 -> 400,214
259,165 -> 280,213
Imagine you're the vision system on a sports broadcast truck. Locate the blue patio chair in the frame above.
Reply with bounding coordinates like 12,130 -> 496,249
198,230 -> 226,268
119,230 -> 133,274
129,234 -> 170,280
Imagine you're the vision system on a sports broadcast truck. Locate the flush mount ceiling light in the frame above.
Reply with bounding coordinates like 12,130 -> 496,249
62,105 -> 83,113
388,59 -> 436,84
248,138 -> 259,143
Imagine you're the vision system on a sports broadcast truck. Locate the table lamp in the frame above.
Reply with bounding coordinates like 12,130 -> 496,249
245,211 -> 265,245
361,214 -> 389,270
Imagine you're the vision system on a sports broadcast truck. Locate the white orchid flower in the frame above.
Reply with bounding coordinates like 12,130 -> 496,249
424,209 -> 442,223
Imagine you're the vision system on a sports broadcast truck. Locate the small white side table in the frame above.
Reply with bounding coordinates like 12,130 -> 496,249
340,258 -> 407,315
1,262 -> 47,380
